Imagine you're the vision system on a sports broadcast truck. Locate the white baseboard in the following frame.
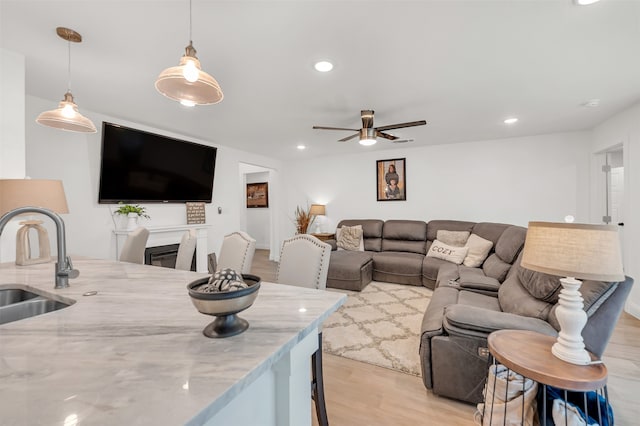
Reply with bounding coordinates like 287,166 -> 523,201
255,244 -> 270,250
625,300 -> 640,320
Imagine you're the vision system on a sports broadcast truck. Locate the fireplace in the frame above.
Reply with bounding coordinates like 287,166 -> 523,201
145,244 -> 196,272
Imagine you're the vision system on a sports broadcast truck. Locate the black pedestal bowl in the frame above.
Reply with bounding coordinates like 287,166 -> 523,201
187,274 -> 261,338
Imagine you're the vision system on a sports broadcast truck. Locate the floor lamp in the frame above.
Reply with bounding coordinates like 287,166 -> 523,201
0,179 -> 69,265
521,221 -> 625,365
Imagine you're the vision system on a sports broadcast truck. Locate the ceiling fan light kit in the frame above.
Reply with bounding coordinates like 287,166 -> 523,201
155,0 -> 223,106
36,27 -> 97,133
314,110 -> 426,146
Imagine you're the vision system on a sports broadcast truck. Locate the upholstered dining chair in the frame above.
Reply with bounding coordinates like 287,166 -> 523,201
207,231 -> 256,274
276,234 -> 332,426
175,229 -> 197,271
119,227 -> 150,264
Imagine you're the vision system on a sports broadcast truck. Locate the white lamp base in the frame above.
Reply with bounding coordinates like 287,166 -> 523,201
551,277 -> 591,365
16,220 -> 52,265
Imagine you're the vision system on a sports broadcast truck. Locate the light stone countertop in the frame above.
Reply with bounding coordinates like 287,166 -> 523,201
0,258 -> 346,425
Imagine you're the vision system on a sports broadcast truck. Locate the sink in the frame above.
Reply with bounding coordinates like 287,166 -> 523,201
0,288 -> 40,307
0,287 -> 74,325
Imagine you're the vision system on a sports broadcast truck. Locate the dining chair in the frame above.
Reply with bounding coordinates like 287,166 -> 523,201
175,229 -> 197,271
276,234 -> 332,426
119,227 -> 150,264
208,231 -> 256,274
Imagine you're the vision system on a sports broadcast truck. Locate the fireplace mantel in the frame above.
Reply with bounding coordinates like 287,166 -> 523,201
114,224 -> 209,272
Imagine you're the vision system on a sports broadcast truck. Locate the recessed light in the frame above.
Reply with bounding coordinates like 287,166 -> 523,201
314,61 -> 333,72
574,0 -> 600,5
503,117 -> 518,125
297,144 -> 306,150
582,99 -> 600,108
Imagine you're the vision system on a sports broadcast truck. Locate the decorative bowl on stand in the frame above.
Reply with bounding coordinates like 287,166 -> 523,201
187,274 -> 261,338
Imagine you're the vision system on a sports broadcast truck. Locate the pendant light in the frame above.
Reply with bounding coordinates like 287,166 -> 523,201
155,0 -> 223,106
36,27 -> 97,133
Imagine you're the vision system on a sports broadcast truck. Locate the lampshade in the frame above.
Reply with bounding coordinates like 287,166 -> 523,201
36,27 -> 97,134
0,179 -> 69,216
521,222 -> 624,282
155,43 -> 224,106
309,204 -> 326,216
36,91 -> 97,133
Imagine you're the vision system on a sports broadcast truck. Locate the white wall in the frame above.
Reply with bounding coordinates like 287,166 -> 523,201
24,95 -> 284,263
245,171 -> 271,249
284,132 -> 591,233
592,101 -> 640,318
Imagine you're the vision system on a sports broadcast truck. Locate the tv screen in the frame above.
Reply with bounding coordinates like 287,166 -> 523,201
98,122 -> 217,203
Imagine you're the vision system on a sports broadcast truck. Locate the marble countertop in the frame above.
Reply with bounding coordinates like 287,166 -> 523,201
0,258 -> 346,425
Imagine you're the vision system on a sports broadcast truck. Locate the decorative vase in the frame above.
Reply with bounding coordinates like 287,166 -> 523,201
126,213 -> 139,231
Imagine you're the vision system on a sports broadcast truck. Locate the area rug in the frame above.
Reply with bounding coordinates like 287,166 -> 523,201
322,281 -> 432,376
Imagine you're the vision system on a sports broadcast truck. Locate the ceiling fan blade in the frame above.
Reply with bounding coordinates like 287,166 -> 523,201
313,126 -> 359,131
361,110 -> 375,129
376,131 -> 398,140
338,133 -> 359,142
375,120 -> 427,132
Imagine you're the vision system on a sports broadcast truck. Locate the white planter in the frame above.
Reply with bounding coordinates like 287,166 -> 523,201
126,213 -> 139,231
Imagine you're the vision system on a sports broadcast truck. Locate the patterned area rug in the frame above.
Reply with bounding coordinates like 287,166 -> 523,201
323,281 -> 432,376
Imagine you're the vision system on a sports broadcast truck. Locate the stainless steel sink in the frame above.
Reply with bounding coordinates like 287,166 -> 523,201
0,287 -> 74,325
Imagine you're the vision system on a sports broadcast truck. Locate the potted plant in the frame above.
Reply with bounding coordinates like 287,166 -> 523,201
114,203 -> 150,230
293,205 -> 316,235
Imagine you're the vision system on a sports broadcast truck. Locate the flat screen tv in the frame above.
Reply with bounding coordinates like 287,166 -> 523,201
98,122 -> 217,203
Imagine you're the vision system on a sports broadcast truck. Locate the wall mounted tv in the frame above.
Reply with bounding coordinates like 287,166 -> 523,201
98,122 -> 217,203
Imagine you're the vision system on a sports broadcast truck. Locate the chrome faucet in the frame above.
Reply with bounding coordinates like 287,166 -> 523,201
0,206 -> 79,289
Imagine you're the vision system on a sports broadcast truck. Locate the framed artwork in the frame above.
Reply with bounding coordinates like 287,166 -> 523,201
246,182 -> 269,208
376,158 -> 406,201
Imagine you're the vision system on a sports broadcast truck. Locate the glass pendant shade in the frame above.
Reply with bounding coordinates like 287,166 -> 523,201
155,42 -> 224,106
36,91 -> 97,133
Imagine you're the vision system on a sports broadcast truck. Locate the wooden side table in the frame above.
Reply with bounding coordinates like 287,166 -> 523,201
482,329 -> 610,426
310,233 -> 335,242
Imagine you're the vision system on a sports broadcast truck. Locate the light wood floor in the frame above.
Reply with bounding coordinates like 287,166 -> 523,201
251,249 -> 640,425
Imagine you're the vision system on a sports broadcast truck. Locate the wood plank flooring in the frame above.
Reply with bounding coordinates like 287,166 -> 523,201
250,249 -> 640,426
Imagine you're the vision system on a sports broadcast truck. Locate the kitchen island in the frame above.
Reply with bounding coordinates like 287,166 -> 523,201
0,258 -> 346,425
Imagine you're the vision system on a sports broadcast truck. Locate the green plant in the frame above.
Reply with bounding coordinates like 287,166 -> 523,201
293,205 -> 315,234
114,203 -> 150,219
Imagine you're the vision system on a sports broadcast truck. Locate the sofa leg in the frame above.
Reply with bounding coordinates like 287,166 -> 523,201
312,333 -> 329,426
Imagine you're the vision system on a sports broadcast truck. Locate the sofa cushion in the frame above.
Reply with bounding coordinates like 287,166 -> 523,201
423,256 -> 452,284
457,289 -> 501,311
382,220 -> 428,254
336,225 -> 364,251
337,219 -> 383,252
498,273 -> 553,320
482,253 -> 512,282
495,225 -> 527,263
437,230 -> 470,247
463,234 -> 493,267
427,220 -> 476,242
372,251 -> 424,285
435,262 -> 460,288
518,266 -> 562,303
426,240 -> 468,265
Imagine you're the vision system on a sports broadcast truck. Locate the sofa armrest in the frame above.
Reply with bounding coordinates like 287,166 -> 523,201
421,286 -> 459,336
443,304 -> 558,337
326,239 -> 338,251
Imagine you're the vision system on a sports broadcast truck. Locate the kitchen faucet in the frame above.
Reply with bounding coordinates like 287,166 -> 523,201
0,206 -> 79,289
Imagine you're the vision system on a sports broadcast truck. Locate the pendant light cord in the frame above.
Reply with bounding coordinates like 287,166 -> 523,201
67,39 -> 72,92
189,0 -> 193,43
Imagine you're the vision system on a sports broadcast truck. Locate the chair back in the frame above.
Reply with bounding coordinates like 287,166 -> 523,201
217,231 -> 256,274
175,229 -> 197,271
119,227 -> 150,264
277,234 -> 331,290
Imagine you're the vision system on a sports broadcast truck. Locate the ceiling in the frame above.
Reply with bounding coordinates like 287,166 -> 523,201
2,0 -> 640,160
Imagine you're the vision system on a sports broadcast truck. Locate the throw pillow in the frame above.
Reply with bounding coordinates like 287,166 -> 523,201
336,225 -> 364,251
426,239 -> 469,265
463,234 -> 494,268
518,266 -> 562,303
436,230 -> 470,247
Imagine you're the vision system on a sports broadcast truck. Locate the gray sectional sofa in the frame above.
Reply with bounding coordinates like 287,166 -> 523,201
325,219 -> 634,404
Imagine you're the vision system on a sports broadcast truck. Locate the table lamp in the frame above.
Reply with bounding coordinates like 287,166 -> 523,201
521,221 -> 625,365
309,204 -> 326,233
0,179 -> 69,265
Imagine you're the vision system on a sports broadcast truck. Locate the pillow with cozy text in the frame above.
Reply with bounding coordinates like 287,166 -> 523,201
426,239 -> 468,265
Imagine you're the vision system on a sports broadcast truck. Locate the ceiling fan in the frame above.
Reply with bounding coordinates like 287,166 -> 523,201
313,110 -> 426,146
